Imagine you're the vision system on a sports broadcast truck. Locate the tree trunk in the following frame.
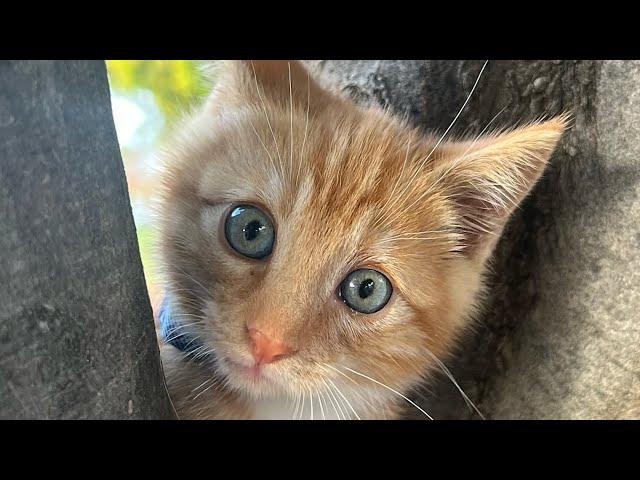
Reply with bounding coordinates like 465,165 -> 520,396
0,61 -> 175,419
307,60 -> 640,419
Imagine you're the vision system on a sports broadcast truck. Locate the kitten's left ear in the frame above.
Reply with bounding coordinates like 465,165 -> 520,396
203,60 -> 332,115
439,115 -> 570,259
238,60 -> 331,109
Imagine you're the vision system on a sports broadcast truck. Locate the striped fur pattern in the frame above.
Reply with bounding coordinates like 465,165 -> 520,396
157,61 -> 567,419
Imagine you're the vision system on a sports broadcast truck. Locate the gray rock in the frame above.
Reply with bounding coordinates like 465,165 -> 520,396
0,61 -> 175,419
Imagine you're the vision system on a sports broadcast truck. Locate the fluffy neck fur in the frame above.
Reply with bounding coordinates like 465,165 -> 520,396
156,61 -> 567,419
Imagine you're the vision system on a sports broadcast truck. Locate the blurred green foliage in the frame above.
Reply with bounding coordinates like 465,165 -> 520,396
106,60 -> 215,306
106,60 -> 210,124
136,223 -> 156,283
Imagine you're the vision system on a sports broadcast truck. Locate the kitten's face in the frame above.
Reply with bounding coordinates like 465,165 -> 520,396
159,61 -> 566,413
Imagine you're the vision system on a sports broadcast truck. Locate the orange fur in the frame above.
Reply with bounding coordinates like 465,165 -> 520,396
156,60 -> 567,419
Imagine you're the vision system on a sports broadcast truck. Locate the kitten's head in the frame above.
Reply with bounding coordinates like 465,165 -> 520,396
158,61 -> 566,414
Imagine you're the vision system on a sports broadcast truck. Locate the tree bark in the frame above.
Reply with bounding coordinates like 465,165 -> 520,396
307,60 -> 640,419
0,61 -> 175,419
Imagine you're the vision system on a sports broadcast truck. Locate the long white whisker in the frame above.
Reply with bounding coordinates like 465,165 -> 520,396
323,384 -> 340,420
248,117 -> 278,176
170,266 -> 212,300
327,378 -> 360,420
423,348 -> 485,419
189,346 -> 217,362
163,329 -> 200,345
288,61 -> 294,186
170,311 -> 206,320
292,391 -> 301,420
190,377 -> 214,394
317,389 -> 326,420
298,71 -> 311,184
249,61 -> 283,172
392,88 -> 503,221
162,321 -> 201,340
408,105 -> 508,212
323,379 -> 345,420
379,137 -> 413,216
417,60 -> 489,171
192,377 -> 220,401
377,60 -> 489,228
299,391 -> 306,420
337,365 -> 433,420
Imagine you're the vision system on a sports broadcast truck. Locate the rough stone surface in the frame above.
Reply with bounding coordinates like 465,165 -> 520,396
0,61 -> 175,419
307,60 -> 640,419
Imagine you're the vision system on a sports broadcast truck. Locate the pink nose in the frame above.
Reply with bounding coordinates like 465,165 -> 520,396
248,328 -> 294,365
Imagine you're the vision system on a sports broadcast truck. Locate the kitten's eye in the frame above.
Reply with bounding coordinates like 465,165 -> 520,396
339,269 -> 392,314
224,204 -> 275,259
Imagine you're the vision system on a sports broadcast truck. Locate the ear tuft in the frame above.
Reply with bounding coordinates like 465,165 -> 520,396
203,60 -> 332,112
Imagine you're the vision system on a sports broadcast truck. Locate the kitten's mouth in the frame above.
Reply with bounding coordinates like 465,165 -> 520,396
224,357 -> 271,383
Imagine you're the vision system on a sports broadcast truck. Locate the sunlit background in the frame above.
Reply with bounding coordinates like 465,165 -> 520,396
106,60 -> 210,312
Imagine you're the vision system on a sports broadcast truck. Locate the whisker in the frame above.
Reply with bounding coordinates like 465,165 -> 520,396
163,328 -> 200,345
321,385 -> 338,420
248,117 -> 279,177
423,348 -> 485,419
298,71 -> 311,184
288,61 -> 294,186
292,391 -> 301,420
322,379 -> 345,420
169,267 -> 212,301
377,235 -> 457,244
317,389 -> 326,420
410,105 -> 508,211
328,364 -> 433,420
161,296 -> 205,312
298,390 -> 307,420
327,378 -> 360,420
376,60 -> 489,228
189,346 -> 217,363
192,376 -> 220,401
287,393 -> 295,420
190,376 -> 215,395
415,60 -> 489,173
249,61 -> 284,174
378,137 -> 413,218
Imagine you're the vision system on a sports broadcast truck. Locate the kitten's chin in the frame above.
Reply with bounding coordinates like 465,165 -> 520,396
219,356 -> 289,398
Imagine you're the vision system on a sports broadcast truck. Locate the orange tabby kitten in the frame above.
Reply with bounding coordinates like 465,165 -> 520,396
156,60 -> 567,419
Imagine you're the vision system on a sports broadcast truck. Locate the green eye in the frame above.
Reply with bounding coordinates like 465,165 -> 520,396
339,269 -> 392,314
224,204 -> 275,259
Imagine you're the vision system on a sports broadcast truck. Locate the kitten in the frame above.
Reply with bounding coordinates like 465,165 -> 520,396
156,60 -> 567,419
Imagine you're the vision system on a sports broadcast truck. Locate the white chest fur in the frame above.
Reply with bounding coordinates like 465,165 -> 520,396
251,395 -> 352,420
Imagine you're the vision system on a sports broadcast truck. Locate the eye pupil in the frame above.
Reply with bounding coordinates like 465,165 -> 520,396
244,220 -> 263,241
358,279 -> 375,298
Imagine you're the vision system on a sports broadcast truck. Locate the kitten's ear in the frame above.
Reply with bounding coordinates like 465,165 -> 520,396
440,115 -> 569,259
209,60 -> 331,110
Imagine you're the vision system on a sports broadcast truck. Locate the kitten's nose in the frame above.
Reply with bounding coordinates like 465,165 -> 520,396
248,328 -> 295,365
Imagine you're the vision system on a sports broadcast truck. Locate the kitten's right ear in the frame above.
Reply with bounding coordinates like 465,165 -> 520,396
438,115 -> 569,259
205,60 -> 331,111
